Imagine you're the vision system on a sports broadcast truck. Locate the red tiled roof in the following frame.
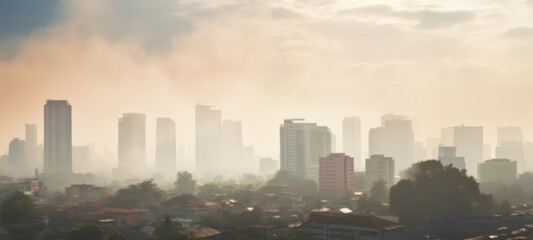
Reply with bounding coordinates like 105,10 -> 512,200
163,194 -> 207,207
102,207 -> 150,214
308,212 -> 402,230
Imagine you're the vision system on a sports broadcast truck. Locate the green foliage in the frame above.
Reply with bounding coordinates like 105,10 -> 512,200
106,231 -> 127,240
106,179 -> 164,208
198,183 -> 222,201
390,160 -> 501,225
0,191 -> 37,224
154,215 -> 189,240
369,179 -> 389,203
355,194 -> 381,213
175,171 -> 196,195
266,171 -> 317,196
68,224 -> 104,240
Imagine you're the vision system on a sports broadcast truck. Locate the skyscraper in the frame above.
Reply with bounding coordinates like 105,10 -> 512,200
195,105 -> 221,175
438,146 -> 465,170
221,120 -> 243,174
343,116 -> 361,170
366,154 -> 395,188
9,138 -> 26,175
25,124 -> 37,170
44,100 -> 72,174
280,119 -> 331,182
496,127 -> 524,173
156,118 -> 176,176
118,113 -> 146,175
319,153 -> 354,200
368,113 -> 414,176
452,126 -> 483,177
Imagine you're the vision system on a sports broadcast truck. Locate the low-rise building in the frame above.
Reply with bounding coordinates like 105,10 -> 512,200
65,184 -> 111,202
160,195 -> 217,221
477,159 -> 517,183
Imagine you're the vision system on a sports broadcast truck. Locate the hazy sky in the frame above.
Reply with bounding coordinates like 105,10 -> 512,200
2,0 -> 533,164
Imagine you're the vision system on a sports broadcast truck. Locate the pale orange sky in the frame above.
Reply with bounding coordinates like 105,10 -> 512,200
2,0 -> 533,166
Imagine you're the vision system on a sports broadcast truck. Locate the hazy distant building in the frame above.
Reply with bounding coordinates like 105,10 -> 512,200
221,120 -> 243,174
331,133 -> 337,153
243,145 -> 257,174
438,146 -> 465,170
9,138 -> 27,175
343,116 -> 361,170
280,119 -> 331,182
414,142 -> 427,163
44,100 -> 72,174
442,125 -> 483,177
525,142 -> 533,172
0,155 -> 8,173
369,114 -> 413,175
25,124 -> 37,170
72,146 -> 92,174
478,159 -> 517,184
496,127 -> 524,173
155,118 -> 176,176
195,105 -> 221,175
259,157 -> 278,176
366,155 -> 395,188
319,153 -> 354,200
484,143 -> 492,161
426,137 -> 441,160
118,113 -> 146,175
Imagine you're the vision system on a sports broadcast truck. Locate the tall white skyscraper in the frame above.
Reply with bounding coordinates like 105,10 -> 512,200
343,116 -> 361,170
118,113 -> 146,175
25,124 -> 37,170
280,119 -> 331,182
44,100 -> 72,174
368,113 -> 414,176
195,105 -> 221,175
156,118 -> 177,176
443,125 -> 483,177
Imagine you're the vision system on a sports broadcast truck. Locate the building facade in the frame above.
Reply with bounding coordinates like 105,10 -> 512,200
195,105 -> 221,175
44,100 -> 72,174
478,159 -> 517,184
319,153 -> 354,200
438,146 -> 465,170
156,118 -> 176,176
343,116 -> 361,171
118,113 -> 146,175
366,155 -> 395,188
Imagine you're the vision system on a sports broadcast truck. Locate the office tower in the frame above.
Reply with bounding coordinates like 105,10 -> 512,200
496,127 -> 524,173
368,113 -> 413,176
438,146 -> 465,170
525,142 -> 533,172
156,118 -> 176,176
9,138 -> 27,175
414,142 -> 427,162
259,157 -> 278,176
366,155 -> 395,188
426,137 -> 441,160
478,159 -> 517,184
221,120 -> 243,173
452,126 -> 483,177
343,116 -> 361,170
25,124 -> 37,170
44,100 -> 72,174
484,143 -> 492,161
331,133 -> 337,153
118,113 -> 146,175
319,153 -> 354,200
195,105 -> 221,175
280,119 -> 331,182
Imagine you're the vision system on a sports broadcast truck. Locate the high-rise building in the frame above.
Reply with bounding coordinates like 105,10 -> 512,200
414,142 -> 427,163
525,142 -> 533,172
72,145 -> 92,173
438,146 -> 465,170
319,153 -> 354,200
366,154 -> 395,188
343,116 -> 361,170
221,120 -> 243,174
452,126 -> 483,177
478,159 -> 517,184
118,113 -> 146,175
9,138 -> 27,175
280,119 -> 331,182
425,137 -> 441,160
496,127 -> 525,173
156,118 -> 176,176
25,124 -> 37,170
259,157 -> 278,176
44,100 -> 72,174
368,113 -> 413,176
195,105 -> 221,175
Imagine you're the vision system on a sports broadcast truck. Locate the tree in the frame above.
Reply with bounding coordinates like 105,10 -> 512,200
369,179 -> 389,203
198,183 -> 222,200
266,171 -> 317,196
175,171 -> 196,195
390,160 -> 500,225
106,179 -> 164,208
69,224 -> 104,240
355,194 -> 381,213
107,231 -> 127,240
269,230 -> 307,240
154,215 -> 189,240
0,191 -> 37,224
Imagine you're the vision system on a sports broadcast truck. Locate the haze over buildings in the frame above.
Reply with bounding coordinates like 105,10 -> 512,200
117,113 -> 146,176
155,117 -> 177,176
43,100 -> 72,175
